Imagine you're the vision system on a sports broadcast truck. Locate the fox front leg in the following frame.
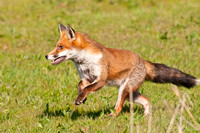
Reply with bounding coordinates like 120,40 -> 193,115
76,79 -> 90,104
78,79 -> 90,95
75,80 -> 106,105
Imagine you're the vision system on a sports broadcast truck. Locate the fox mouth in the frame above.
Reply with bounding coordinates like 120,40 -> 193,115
51,56 -> 66,65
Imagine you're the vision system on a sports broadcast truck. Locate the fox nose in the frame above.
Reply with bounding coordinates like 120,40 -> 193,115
45,55 -> 48,59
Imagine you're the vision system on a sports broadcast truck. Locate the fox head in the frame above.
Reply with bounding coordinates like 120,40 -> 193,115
45,23 -> 80,65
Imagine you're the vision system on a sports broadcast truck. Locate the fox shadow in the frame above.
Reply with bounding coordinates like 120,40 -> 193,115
70,105 -> 144,120
41,103 -> 144,120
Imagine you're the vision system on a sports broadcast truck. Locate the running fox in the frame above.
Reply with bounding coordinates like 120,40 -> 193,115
45,23 -> 200,116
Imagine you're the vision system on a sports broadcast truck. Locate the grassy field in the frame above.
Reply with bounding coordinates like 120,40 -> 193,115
1,0 -> 200,132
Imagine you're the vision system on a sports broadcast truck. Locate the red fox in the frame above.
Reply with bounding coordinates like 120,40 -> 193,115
45,23 -> 200,116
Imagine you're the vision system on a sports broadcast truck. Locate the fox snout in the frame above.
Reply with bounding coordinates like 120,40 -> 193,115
45,54 -> 67,65
45,55 -> 58,60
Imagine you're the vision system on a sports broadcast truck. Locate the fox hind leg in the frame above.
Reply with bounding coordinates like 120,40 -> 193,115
131,90 -> 149,115
113,79 -> 129,116
113,85 -> 142,116
112,78 -> 134,116
113,65 -> 146,116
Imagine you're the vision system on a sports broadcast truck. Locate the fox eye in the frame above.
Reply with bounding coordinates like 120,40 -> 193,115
58,46 -> 64,50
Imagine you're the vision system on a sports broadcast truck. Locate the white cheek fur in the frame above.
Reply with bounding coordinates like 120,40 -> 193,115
58,48 -> 79,60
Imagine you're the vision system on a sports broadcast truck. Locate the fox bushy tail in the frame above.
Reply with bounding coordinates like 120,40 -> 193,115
144,61 -> 200,88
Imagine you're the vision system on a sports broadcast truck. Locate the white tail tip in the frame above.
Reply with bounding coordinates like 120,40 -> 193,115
196,79 -> 200,86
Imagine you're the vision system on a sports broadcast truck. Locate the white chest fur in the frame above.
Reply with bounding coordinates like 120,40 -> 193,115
72,50 -> 102,83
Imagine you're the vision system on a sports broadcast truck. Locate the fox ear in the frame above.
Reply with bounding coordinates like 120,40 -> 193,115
66,24 -> 76,41
59,23 -> 76,41
59,22 -> 66,36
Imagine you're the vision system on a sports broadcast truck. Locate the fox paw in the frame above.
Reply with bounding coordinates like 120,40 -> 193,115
108,113 -> 117,117
103,113 -> 117,118
74,101 -> 82,105
74,96 -> 86,105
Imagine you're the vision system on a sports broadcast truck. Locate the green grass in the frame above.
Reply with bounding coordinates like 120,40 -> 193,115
1,0 -> 200,132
